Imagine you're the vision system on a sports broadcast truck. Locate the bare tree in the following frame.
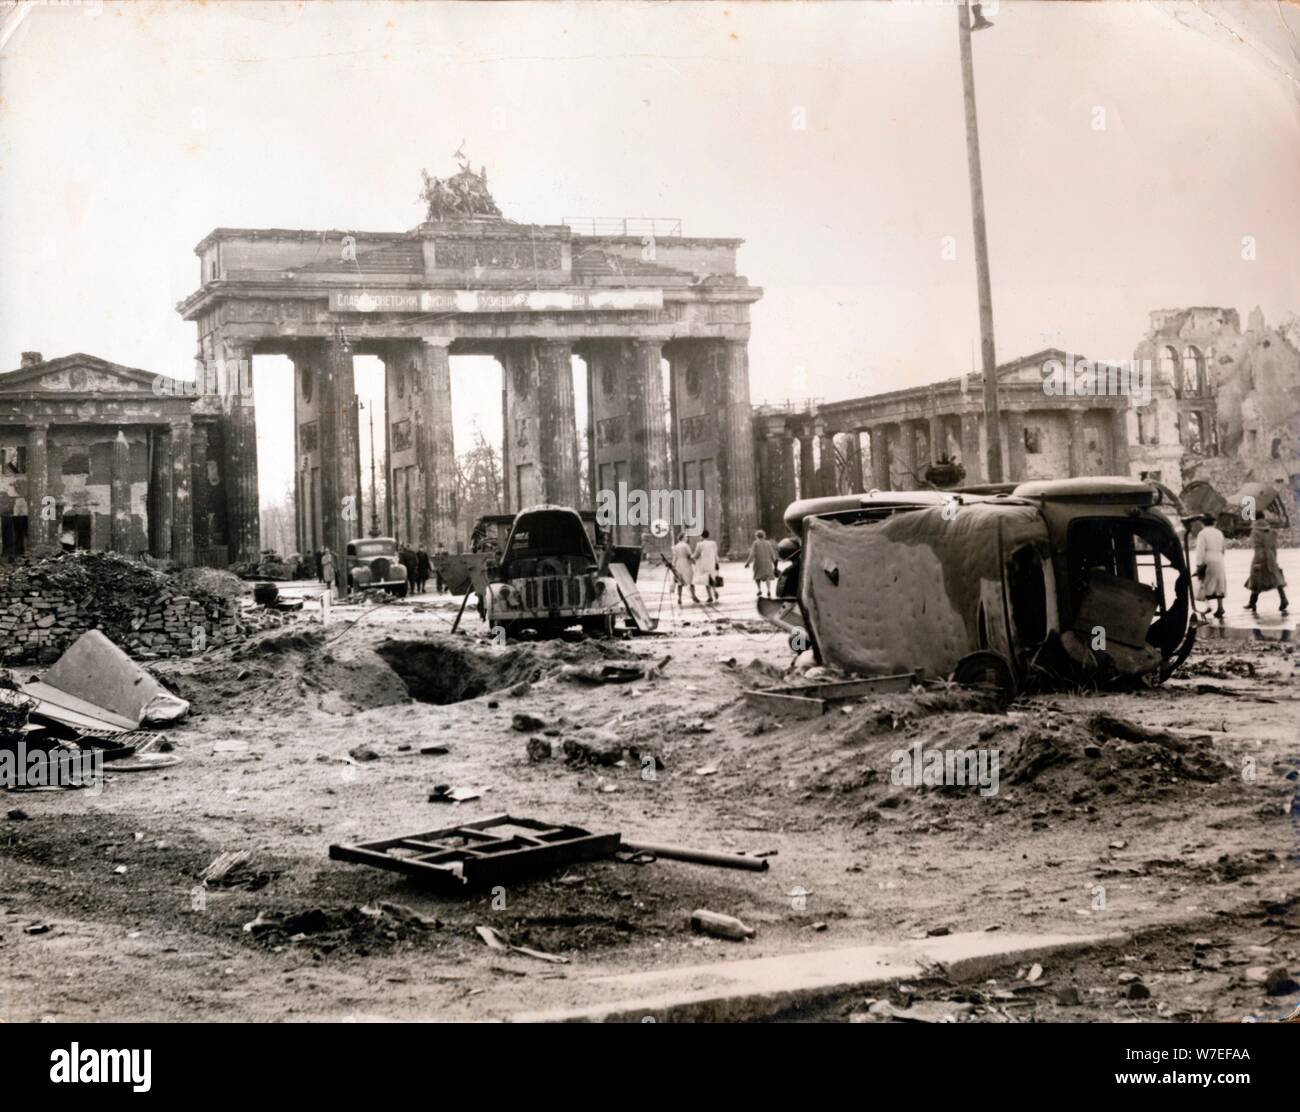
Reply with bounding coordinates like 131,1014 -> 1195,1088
453,427 -> 503,542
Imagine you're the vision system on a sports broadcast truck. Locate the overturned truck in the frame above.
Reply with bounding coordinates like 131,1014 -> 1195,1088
763,478 -> 1196,692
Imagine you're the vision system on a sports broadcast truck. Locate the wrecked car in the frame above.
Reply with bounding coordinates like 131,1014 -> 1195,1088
763,478 -> 1196,692
345,536 -> 408,596
481,504 -> 641,637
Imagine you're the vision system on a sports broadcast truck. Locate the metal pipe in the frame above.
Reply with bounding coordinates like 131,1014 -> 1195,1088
620,841 -> 770,872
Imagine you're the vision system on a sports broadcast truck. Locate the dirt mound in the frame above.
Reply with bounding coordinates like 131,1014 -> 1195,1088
724,691 -> 1234,821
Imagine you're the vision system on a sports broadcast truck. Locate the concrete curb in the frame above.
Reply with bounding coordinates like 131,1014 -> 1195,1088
511,929 -> 1128,1023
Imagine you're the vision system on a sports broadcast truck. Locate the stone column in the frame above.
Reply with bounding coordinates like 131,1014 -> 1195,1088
960,413 -> 982,482
817,426 -> 838,496
24,421 -> 53,554
191,424 -> 212,553
895,422 -> 917,488
929,415 -> 945,464
718,340 -> 758,556
629,340 -> 670,494
320,336 -> 360,589
1067,409 -> 1087,477
535,340 -> 580,507
1006,411 -> 1026,482
760,419 -> 796,535
798,429 -> 816,500
170,418 -> 194,566
153,426 -> 173,560
845,431 -> 864,492
868,427 -> 889,490
293,460 -> 305,554
418,337 -> 457,547
500,378 -> 512,513
110,430 -> 131,553
1109,407 -> 1131,475
221,341 -> 259,564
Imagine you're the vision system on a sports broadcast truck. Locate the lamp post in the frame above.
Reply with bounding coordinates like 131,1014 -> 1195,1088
367,405 -> 381,538
958,1 -> 1002,482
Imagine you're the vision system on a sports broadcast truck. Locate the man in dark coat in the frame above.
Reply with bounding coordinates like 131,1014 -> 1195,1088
416,548 -> 431,594
400,543 -> 416,593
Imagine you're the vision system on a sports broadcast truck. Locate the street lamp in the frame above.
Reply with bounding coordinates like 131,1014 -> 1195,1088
958,0 -> 1002,483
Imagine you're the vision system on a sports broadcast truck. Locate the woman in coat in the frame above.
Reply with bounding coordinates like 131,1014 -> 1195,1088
744,529 -> 777,598
1245,518 -> 1289,613
1192,513 -> 1227,620
671,532 -> 699,605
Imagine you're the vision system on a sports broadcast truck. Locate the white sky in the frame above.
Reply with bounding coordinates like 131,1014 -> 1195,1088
2,0 -> 1298,505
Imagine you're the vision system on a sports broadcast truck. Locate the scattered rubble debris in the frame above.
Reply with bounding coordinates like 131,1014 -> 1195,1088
242,902 -> 440,951
556,655 -> 671,685
475,924 -> 569,964
690,909 -> 756,941
428,785 -> 483,804
745,672 -> 919,718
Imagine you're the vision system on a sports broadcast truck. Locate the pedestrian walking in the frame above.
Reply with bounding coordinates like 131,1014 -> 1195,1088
416,547 -> 431,594
434,544 -> 447,593
672,532 -> 700,605
1244,518 -> 1289,614
1192,513 -> 1227,620
745,528 -> 777,598
320,547 -> 336,599
692,529 -> 721,604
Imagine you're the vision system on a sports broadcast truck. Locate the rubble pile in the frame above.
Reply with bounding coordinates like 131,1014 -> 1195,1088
0,552 -> 245,663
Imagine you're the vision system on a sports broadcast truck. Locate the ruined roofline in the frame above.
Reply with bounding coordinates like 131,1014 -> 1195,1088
814,347 -> 1126,414
0,351 -> 190,390
192,226 -> 745,255
570,234 -> 744,248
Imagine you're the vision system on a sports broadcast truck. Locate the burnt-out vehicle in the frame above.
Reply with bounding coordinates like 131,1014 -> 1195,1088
480,505 -> 641,637
763,478 -> 1196,692
345,536 -> 408,596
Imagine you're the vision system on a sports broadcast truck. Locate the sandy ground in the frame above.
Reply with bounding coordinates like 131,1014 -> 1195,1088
1,559 -> 1297,1023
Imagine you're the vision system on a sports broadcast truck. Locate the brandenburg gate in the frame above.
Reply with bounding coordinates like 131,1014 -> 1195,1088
176,163 -> 762,579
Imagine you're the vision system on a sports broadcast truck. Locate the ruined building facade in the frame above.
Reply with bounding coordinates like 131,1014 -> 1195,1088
750,306 -> 1300,537
0,353 -> 207,563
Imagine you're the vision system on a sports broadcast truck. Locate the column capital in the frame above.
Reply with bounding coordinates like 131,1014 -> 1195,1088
421,335 -> 454,349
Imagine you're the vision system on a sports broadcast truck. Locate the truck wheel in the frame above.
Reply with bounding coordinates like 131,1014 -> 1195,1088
392,583 -> 408,598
